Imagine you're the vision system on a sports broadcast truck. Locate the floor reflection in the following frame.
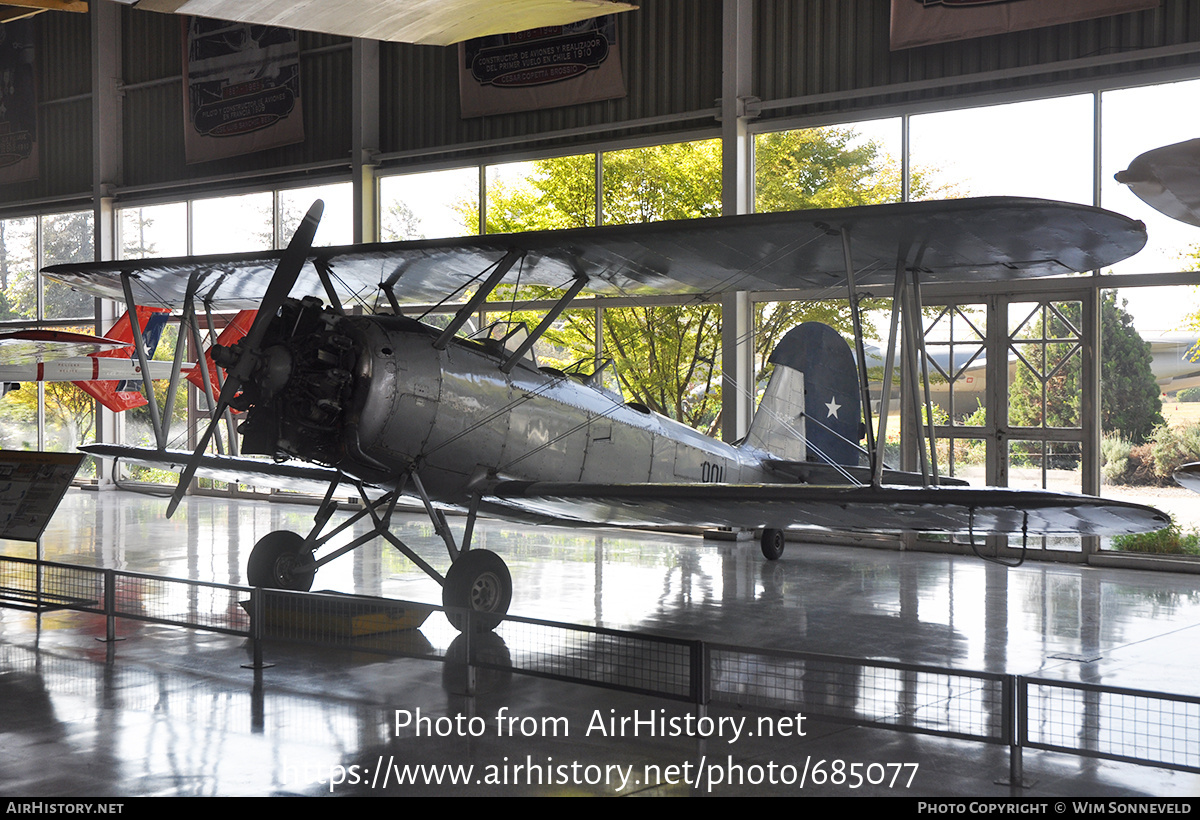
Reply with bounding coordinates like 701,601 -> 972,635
1,489 -> 1199,795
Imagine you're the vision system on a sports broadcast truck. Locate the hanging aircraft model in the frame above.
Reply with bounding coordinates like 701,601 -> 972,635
0,306 -> 182,411
44,196 -> 1171,630
1117,137 -> 1200,493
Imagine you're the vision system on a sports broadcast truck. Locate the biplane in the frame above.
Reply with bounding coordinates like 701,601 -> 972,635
44,196 -> 1170,630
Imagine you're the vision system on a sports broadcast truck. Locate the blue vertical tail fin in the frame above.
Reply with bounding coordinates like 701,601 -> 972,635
743,322 -> 862,465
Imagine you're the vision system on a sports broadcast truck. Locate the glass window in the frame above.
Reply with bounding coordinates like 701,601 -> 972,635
278,182 -> 352,248
755,119 -> 903,212
41,211 -> 95,321
1101,78 -> 1200,279
120,203 -> 188,259
485,154 -> 595,233
909,94 -> 1094,204
191,192 -> 273,254
0,387 -> 35,450
1008,300 -> 1084,431
380,168 -> 480,240
602,141 -> 718,225
0,217 -> 36,320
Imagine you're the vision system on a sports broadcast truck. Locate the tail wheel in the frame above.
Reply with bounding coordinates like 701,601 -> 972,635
761,528 -> 786,561
247,530 -> 316,591
443,549 -> 512,632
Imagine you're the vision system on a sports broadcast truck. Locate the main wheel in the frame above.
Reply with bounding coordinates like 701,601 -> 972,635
761,528 -> 786,561
247,530 -> 316,591
442,549 -> 512,632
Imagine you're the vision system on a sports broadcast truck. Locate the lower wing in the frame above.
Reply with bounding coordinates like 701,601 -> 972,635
82,445 -> 1169,537
487,481 -> 1169,537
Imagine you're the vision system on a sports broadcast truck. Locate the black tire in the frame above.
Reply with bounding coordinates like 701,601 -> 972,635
247,530 -> 316,591
761,528 -> 786,561
442,549 -> 512,632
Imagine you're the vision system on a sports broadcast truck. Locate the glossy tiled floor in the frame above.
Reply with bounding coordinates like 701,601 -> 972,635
2,488 -> 1200,797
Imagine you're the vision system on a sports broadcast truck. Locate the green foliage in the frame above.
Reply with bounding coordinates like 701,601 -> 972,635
474,132 -> 938,430
1009,293 -> 1163,443
1148,421 -> 1200,481
755,129 -> 899,211
1178,387 -> 1200,402
1102,294 -> 1164,442
1110,521 -> 1200,555
1100,435 -> 1135,485
1101,423 -> 1200,486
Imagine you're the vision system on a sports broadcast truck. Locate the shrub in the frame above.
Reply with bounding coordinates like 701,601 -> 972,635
1149,422 -> 1200,483
1101,435 -> 1134,485
1099,423 -> 1200,486
1110,521 -> 1200,555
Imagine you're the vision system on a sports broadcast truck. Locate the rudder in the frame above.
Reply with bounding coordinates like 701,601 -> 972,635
743,322 -> 861,465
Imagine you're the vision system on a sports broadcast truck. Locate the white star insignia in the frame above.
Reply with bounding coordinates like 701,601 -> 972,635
825,397 -> 841,419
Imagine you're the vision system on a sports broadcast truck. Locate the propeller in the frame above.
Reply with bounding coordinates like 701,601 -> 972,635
166,199 -> 325,517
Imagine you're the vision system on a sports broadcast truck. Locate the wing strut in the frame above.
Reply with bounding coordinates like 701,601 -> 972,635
873,265 -> 903,487
120,271 -> 165,450
868,240 -> 942,488
434,249 -> 523,350
840,227 -> 878,478
500,273 -> 589,373
200,299 -> 240,456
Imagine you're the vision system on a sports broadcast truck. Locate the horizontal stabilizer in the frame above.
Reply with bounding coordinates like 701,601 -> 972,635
762,459 -> 968,487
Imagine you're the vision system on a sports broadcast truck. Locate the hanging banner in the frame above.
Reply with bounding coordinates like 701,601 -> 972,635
459,17 -> 625,118
183,18 -> 304,164
891,0 -> 1160,50
0,20 -> 38,185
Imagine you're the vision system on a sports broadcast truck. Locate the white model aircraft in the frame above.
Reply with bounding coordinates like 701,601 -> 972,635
45,196 -> 1170,630
0,307 -> 184,412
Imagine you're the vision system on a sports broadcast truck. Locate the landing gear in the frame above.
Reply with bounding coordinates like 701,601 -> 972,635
246,471 -> 512,632
761,528 -> 786,561
247,530 -> 316,591
442,549 -> 512,632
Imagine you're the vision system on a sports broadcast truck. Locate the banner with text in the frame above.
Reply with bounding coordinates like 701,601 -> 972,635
183,18 -> 304,164
891,0 -> 1160,50
459,17 -> 625,118
0,20 -> 38,185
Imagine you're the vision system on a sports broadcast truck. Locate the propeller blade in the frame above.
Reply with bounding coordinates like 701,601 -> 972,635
239,200 -> 324,363
166,200 -> 325,518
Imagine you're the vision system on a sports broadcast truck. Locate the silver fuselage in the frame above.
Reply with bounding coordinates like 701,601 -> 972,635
339,317 -> 775,502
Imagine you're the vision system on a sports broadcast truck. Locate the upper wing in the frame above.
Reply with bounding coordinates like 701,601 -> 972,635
43,197 -> 1147,310
486,481 -> 1170,537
